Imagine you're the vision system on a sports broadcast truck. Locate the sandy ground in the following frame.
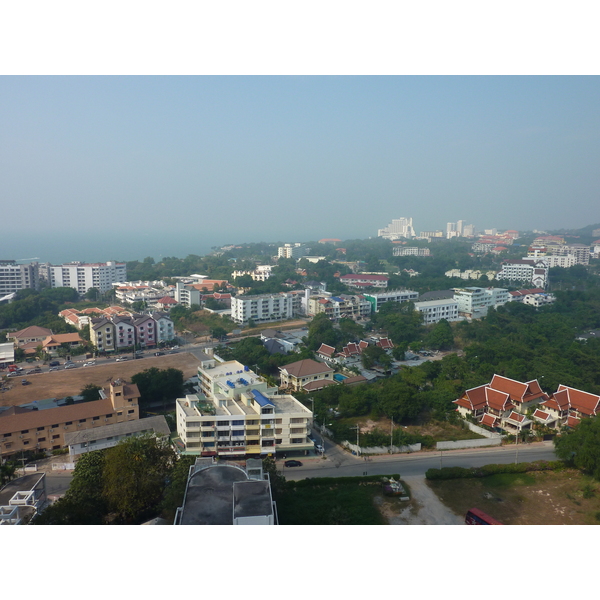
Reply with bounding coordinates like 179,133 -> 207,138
382,475 -> 464,525
0,352 -> 202,407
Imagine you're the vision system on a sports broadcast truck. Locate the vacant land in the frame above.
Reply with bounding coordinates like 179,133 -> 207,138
0,352 -> 202,407
427,468 -> 600,525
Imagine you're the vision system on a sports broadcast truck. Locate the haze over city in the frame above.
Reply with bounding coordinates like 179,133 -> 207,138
2,76 -> 600,263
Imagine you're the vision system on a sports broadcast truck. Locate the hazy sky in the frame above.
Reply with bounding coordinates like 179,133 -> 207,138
2,76 -> 600,261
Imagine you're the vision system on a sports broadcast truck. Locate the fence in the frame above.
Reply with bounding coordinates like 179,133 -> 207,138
436,438 -> 502,450
52,463 -> 75,471
463,420 -> 502,439
342,440 -> 422,455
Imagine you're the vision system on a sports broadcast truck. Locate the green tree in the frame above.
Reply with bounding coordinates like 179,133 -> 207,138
102,434 -> 176,523
131,367 -> 185,409
85,287 -> 101,301
426,319 -> 454,351
80,383 -> 102,403
554,416 -> 600,479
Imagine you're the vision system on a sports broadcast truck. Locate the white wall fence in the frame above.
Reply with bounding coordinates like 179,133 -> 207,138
52,462 -> 75,470
463,420 -> 502,439
436,438 -> 502,450
23,465 -> 38,472
342,440 -> 422,455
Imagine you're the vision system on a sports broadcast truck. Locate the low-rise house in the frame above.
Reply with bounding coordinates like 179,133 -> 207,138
279,359 -> 334,393
7,326 -> 53,346
41,333 -> 84,353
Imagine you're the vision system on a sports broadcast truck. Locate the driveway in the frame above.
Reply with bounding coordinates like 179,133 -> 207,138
388,475 -> 464,525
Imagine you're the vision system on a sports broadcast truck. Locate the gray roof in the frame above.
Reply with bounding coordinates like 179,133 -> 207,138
233,480 -> 273,519
418,289 -> 456,301
63,415 -> 170,446
179,464 -> 249,525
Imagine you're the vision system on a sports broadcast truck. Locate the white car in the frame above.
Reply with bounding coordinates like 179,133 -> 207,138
83,361 -> 96,367
315,444 -> 325,453
115,357 -> 129,362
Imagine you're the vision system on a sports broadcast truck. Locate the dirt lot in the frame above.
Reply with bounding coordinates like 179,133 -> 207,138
427,468 -> 600,525
0,352 -> 202,407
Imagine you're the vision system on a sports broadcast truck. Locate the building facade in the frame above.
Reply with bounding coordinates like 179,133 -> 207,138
230,293 -> 294,324
47,261 -> 126,294
363,289 -> 419,312
414,299 -> 459,324
176,357 -> 313,457
0,261 -> 39,297
453,287 -> 510,319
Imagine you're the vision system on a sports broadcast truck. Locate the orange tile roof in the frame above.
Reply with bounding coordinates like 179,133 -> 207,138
557,385 -> 600,416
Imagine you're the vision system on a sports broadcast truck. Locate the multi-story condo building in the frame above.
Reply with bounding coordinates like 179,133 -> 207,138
418,230 -> 444,239
231,265 -> 273,282
47,261 -> 126,294
307,294 -> 372,321
414,299 -> 459,324
339,274 -> 389,289
363,289 -> 419,312
176,357 -> 313,458
378,217 -> 415,240
0,261 -> 39,297
392,247 -> 431,257
152,312 -> 176,344
112,315 -> 136,349
551,244 -> 591,265
90,317 -> 116,353
542,255 -> 577,269
277,244 -> 308,259
0,379 -> 139,459
495,259 -> 548,289
453,287 -> 510,319
230,293 -> 294,325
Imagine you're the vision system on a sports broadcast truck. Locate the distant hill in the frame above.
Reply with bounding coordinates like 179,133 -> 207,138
551,223 -> 600,243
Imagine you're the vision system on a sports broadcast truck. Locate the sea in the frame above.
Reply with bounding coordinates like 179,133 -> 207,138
1,232 -> 238,265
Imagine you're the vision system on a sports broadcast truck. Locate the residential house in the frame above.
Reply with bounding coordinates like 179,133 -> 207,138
279,359 -> 335,392
339,274 -> 389,289
7,326 -> 53,347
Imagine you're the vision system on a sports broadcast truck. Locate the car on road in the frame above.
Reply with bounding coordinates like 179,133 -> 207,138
284,460 -> 303,467
49,360 -> 60,367
168,350 -> 178,354
172,345 -> 179,349
154,351 -> 165,356
64,363 -> 77,369
83,361 -> 96,367
48,366 -> 59,372
115,357 -> 129,362
7,372 -> 18,377
315,445 -> 325,453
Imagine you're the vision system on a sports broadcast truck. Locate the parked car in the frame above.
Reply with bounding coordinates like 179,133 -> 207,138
315,444 -> 325,453
83,361 -> 96,367
64,363 -> 77,369
49,360 -> 60,367
154,351 -> 165,356
7,372 -> 18,377
115,357 -> 129,362
21,379 -> 31,385
168,350 -> 178,354
48,366 -> 59,372
284,460 -> 303,467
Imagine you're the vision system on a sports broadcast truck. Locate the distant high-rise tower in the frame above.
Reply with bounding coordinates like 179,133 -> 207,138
378,217 -> 415,240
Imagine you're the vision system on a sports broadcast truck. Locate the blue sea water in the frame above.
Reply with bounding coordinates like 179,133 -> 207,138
1,232 -> 233,265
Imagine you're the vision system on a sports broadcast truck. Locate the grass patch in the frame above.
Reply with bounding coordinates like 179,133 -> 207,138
277,476 -> 395,525
427,468 -> 600,524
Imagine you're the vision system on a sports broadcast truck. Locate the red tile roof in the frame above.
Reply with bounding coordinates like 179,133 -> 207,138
556,385 -> 600,416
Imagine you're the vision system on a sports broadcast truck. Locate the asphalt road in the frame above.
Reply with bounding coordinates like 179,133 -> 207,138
282,441 -> 558,480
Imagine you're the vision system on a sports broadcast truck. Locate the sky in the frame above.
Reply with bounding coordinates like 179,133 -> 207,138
2,76 -> 600,263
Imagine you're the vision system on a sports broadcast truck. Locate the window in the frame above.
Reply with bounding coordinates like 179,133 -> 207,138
38,437 -> 46,442
3,433 -> 11,438
128,409 -> 135,414
51,424 -> 59,429
37,426 -> 45,431
79,419 -> 87,424
23,440 -> 30,445
21,429 -> 29,434
65,421 -> 73,426
217,421 -> 229,427
52,434 -> 60,439
93,416 -> 100,421
232,420 -> 244,426
202,431 -> 214,437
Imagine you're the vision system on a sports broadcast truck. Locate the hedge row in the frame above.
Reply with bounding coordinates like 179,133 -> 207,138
425,460 -> 564,480
287,474 -> 402,488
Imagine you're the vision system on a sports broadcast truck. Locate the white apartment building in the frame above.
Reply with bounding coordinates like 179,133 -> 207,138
48,261 -> 126,294
495,259 -> 548,289
231,265 -> 273,282
152,312 -> 176,343
552,244 -> 591,265
307,294 -> 372,321
378,217 -> 415,240
363,289 -> 419,312
176,358 -> 313,458
542,255 -> 577,269
0,261 -> 39,297
392,247 -> 431,257
230,293 -> 294,324
453,287 -> 510,319
277,244 -> 307,259
414,299 -> 459,324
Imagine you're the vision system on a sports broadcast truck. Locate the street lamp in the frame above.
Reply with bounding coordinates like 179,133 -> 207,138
350,425 -> 360,456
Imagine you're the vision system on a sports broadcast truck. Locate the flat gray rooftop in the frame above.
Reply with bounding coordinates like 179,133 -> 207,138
233,480 -> 272,519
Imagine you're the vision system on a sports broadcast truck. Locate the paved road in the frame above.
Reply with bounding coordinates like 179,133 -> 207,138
282,440 -> 557,481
